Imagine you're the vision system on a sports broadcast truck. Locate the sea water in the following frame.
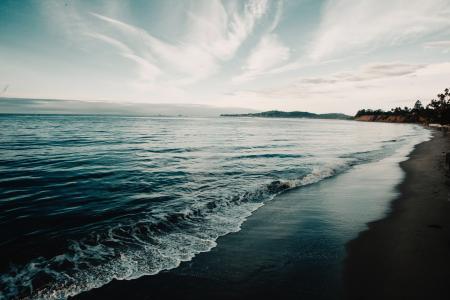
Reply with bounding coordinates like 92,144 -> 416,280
0,115 -> 430,299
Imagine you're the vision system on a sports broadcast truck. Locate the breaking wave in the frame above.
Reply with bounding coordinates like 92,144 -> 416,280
1,163 -> 346,299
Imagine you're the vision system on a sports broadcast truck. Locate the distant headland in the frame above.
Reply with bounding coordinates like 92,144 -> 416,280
221,111 -> 352,120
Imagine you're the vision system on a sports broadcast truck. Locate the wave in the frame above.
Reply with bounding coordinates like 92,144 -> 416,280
228,153 -> 306,160
0,163 -> 346,300
339,140 -> 402,165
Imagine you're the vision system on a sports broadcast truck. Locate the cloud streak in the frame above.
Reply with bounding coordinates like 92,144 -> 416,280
233,0 -> 288,82
298,63 -> 426,85
424,40 -> 450,52
308,0 -> 450,61
233,33 -> 290,82
89,1 -> 270,86
187,0 -> 269,61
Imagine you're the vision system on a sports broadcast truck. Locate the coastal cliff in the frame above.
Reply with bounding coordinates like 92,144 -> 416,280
355,115 -> 427,123
354,88 -> 450,125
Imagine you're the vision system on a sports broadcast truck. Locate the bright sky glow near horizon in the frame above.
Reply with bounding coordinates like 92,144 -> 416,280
1,0 -> 450,114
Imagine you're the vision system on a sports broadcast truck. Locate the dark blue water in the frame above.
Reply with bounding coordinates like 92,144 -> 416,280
0,115 -> 429,299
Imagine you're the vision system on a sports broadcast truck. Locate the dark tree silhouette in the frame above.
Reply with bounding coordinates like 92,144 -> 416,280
355,88 -> 450,124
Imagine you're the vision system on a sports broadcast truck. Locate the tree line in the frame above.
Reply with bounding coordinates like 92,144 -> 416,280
355,88 -> 450,124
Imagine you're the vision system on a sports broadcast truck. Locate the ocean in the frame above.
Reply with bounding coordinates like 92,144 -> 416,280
0,115 -> 430,299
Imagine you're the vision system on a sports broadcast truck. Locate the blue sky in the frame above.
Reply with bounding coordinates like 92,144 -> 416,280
0,0 -> 450,114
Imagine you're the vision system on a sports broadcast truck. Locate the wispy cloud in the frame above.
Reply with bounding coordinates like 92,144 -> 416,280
298,63 -> 426,85
186,0 -> 269,61
90,1 -> 270,85
308,0 -> 450,61
232,1 -> 288,82
233,33 -> 290,82
85,31 -> 161,85
89,12 -> 214,84
423,40 -> 450,53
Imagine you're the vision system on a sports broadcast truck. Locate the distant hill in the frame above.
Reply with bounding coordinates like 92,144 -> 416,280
221,110 -> 352,120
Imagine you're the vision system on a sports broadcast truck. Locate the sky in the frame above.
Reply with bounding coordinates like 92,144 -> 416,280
0,0 -> 450,114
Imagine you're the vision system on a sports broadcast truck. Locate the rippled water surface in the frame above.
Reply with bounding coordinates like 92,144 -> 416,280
0,115 -> 429,299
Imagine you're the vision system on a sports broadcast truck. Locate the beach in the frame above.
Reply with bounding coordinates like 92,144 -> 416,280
72,124 -> 432,300
345,131 -> 450,299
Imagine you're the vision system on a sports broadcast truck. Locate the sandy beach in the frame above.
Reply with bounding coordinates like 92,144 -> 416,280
345,131 -> 450,299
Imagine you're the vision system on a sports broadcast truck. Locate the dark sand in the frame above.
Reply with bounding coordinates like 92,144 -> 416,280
345,131 -> 450,300
74,138 -> 414,300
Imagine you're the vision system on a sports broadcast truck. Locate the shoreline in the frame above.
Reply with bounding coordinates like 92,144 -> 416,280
73,131 -> 424,300
344,131 -> 450,299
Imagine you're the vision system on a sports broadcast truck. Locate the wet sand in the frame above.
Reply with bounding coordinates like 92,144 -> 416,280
74,137 -> 413,300
345,132 -> 450,299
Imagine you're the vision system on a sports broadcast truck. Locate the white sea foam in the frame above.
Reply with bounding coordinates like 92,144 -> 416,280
1,162 -> 351,300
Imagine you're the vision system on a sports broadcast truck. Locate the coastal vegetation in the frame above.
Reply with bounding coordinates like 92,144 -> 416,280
355,88 -> 450,124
